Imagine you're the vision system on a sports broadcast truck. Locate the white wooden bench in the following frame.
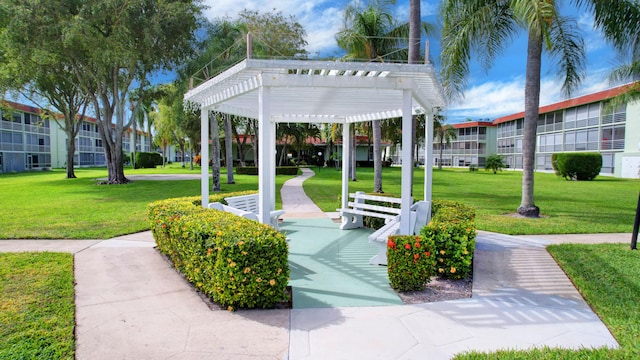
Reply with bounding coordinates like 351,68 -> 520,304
338,191 -> 403,230
225,193 -> 286,230
368,201 -> 431,265
207,202 -> 259,222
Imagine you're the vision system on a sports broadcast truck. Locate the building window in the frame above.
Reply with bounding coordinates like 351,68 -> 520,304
601,125 -> 625,150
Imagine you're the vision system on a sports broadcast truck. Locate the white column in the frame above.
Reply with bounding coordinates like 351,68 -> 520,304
341,122 -> 351,209
270,120 -> 276,211
425,110 -> 434,204
200,107 -> 210,208
400,90 -> 413,234
258,86 -> 272,224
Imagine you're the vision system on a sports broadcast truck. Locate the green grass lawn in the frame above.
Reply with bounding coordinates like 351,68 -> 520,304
0,252 -> 75,360
454,243 -> 640,359
0,165 -> 293,239
304,167 -> 639,235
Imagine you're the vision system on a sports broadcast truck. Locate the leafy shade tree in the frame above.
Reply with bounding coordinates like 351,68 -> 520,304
440,0 -> 640,217
238,9 -> 308,58
0,4 -> 90,179
485,154 -> 506,174
433,114 -> 457,170
2,0 -> 203,184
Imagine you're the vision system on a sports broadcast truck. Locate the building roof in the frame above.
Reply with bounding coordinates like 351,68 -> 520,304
493,83 -> 635,124
184,59 -> 446,123
453,121 -> 496,129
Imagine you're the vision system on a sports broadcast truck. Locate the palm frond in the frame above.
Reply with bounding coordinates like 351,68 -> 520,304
547,15 -> 586,97
440,0 -> 516,102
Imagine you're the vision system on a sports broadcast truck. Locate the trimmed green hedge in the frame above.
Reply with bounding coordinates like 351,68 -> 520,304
236,166 -> 300,176
135,152 -> 163,169
421,200 -> 476,280
148,191 -> 289,310
552,153 -> 602,181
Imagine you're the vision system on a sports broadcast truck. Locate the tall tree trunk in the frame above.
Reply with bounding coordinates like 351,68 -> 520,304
211,112 -> 221,192
350,127 -> 357,181
408,0 -> 421,64
131,119 -> 137,169
224,114 -> 235,184
65,137 -> 77,178
373,119 -> 383,193
438,138 -> 443,170
518,30 -> 542,218
251,120 -> 259,168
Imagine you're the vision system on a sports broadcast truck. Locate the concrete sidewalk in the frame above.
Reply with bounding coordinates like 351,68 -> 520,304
0,168 -> 630,359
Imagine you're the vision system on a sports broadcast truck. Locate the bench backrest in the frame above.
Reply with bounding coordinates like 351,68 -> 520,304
409,201 -> 431,235
225,194 -> 259,214
208,202 -> 259,221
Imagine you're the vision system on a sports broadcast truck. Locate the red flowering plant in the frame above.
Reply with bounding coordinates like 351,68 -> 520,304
387,235 -> 436,292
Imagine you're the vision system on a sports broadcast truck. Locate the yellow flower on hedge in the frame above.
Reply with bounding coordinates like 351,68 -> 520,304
256,278 -> 262,282
439,258 -> 444,263
227,306 -> 234,311
450,267 -> 456,273
440,250 -> 446,255
277,268 -> 282,274
238,241 -> 244,246
229,262 -> 236,267
438,268 -> 444,273
241,251 -> 248,255
243,267 -> 251,274
269,279 -> 276,286
217,231 -> 223,236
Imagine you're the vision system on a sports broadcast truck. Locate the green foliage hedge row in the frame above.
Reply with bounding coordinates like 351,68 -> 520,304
235,166 -> 300,176
552,153 -> 602,181
148,191 -> 289,310
135,152 -> 163,169
387,200 -> 476,291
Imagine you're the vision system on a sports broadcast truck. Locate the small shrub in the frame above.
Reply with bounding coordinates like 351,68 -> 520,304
484,154 -> 505,174
135,152 -> 163,169
469,164 -> 478,172
422,200 -> 476,279
552,153 -> 602,181
387,235 -> 436,291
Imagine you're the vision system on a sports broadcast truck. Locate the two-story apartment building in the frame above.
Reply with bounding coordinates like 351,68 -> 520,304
1,101 -> 153,173
494,85 -> 639,178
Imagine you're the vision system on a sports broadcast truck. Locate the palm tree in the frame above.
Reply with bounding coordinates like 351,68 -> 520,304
433,115 -> 457,170
408,0 -> 420,64
336,0 -> 408,193
440,0 -> 640,218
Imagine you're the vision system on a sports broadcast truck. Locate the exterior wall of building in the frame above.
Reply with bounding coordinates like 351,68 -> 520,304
433,123 -> 497,168
495,92 -> 635,177
617,101 -> 640,178
1,106 -> 52,173
1,101 -> 154,172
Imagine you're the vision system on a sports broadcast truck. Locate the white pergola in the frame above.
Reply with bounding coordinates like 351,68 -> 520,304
184,58 -> 445,234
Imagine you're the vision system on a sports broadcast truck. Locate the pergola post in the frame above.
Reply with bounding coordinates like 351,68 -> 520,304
200,107 -> 210,208
400,89 -> 413,234
425,109 -> 434,203
341,122 -> 351,210
258,86 -> 272,225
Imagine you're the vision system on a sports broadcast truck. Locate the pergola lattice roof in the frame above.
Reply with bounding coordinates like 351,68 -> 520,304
184,59 -> 446,122
184,58 -> 445,234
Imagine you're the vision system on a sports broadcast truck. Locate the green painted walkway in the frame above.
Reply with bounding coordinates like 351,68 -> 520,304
282,217 -> 403,309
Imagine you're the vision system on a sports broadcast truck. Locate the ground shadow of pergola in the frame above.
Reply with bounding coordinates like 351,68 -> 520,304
184,57 -> 445,235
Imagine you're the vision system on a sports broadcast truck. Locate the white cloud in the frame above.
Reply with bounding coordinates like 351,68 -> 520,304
446,71 -> 614,123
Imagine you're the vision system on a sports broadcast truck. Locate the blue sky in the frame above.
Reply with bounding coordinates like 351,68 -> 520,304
203,0 -> 625,123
